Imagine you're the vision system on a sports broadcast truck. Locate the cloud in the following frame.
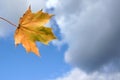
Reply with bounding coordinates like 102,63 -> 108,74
55,68 -> 120,80
29,0 -> 46,11
0,0 -> 46,37
0,0 -> 28,37
48,0 -> 120,72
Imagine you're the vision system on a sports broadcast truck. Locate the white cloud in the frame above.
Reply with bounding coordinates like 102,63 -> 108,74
47,0 -> 120,72
0,0 -> 28,37
46,0 -> 59,8
28,0 -> 46,12
0,0 -> 46,37
55,68 -> 120,80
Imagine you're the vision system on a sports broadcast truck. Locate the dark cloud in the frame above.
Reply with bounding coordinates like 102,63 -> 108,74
53,0 -> 120,72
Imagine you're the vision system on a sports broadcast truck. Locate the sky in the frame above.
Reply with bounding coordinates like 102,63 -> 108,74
0,0 -> 120,80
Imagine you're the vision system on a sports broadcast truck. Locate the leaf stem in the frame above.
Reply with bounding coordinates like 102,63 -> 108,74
0,16 -> 17,27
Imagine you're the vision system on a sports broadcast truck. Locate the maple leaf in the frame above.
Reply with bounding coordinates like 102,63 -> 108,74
14,6 -> 56,56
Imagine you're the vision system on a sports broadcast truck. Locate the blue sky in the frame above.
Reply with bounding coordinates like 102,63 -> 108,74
0,0 -> 71,80
1,0 -> 120,80
0,35 -> 71,80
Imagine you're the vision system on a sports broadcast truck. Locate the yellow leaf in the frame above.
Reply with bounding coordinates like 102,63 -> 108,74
14,6 -> 56,56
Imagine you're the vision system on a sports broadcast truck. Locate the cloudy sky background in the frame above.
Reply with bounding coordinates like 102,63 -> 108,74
0,0 -> 120,80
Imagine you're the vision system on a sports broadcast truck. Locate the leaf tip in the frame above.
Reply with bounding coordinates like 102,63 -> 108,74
40,9 -> 43,11
29,5 -> 31,10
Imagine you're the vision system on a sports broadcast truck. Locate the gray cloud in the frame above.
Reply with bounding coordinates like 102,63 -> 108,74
51,0 -> 120,72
